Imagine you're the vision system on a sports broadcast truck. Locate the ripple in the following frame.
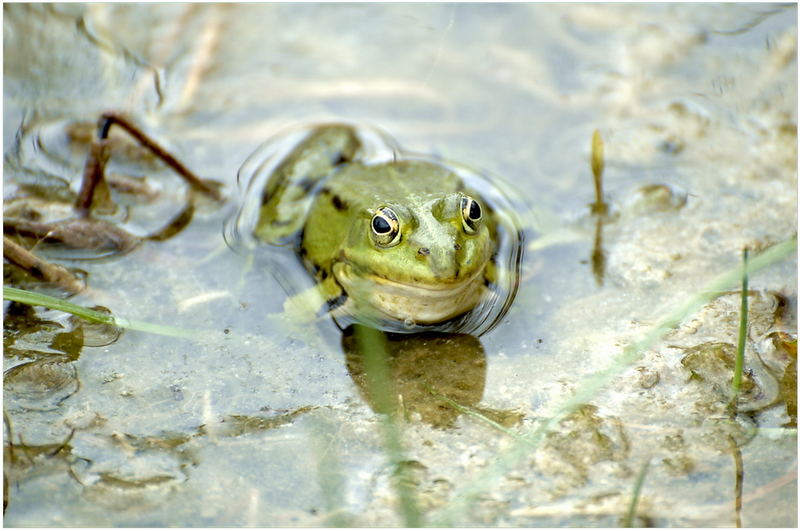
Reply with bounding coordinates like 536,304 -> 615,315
4,360 -> 80,411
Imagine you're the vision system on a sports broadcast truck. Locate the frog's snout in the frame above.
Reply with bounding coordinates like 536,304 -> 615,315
414,243 -> 458,279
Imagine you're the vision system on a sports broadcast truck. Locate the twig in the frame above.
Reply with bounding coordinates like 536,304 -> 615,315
2,236 -> 84,293
97,112 -> 222,201
74,139 -> 110,216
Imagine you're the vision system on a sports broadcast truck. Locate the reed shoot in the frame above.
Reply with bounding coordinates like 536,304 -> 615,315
623,459 -> 651,527
590,129 -> 607,215
731,248 -> 749,401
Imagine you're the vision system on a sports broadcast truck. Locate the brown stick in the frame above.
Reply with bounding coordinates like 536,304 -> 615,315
74,139 -> 110,216
3,236 -> 84,293
98,112 -> 222,201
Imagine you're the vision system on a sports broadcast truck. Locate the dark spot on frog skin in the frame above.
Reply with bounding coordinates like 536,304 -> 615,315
418,247 -> 430,256
318,186 -> 349,210
331,194 -> 348,212
324,293 -> 348,312
454,243 -> 462,251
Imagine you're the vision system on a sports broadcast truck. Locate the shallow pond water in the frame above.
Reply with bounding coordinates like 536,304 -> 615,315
3,3 -> 797,527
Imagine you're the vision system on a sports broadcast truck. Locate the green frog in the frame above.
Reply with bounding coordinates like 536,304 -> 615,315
253,124 -> 502,330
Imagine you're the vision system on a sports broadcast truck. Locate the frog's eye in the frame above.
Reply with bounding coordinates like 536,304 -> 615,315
460,196 -> 483,234
370,207 -> 401,247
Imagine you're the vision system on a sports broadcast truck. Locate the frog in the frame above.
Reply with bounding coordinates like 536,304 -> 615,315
252,124 -> 500,330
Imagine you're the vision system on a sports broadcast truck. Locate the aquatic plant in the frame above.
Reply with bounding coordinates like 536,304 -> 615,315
3,286 -> 197,338
623,459 -> 651,527
731,248 -> 749,406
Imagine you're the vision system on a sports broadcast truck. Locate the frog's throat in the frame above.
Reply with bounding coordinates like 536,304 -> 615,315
333,262 -> 487,325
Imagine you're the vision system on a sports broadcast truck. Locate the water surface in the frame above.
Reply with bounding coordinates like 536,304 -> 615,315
3,3 -> 797,526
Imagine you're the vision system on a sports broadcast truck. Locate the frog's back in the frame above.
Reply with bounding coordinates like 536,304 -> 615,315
326,160 -> 465,207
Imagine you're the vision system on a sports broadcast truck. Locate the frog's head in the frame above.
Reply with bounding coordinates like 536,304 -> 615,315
334,192 -> 495,325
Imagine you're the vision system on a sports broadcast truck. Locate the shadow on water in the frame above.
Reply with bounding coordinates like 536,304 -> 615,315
342,324 -> 522,429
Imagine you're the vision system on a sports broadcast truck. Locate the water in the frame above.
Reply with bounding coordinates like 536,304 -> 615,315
3,3 -> 797,526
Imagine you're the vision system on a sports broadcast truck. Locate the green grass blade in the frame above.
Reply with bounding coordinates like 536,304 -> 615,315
4,286 -> 201,338
356,326 -> 422,527
731,248 -> 749,400
623,459 -> 651,527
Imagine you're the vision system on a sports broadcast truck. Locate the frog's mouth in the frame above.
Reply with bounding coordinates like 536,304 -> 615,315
333,263 -> 487,325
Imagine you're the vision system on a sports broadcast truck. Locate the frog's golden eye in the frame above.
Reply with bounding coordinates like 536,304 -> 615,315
370,207 -> 401,247
460,196 -> 482,234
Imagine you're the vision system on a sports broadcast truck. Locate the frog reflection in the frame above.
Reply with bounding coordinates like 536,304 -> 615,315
342,325 -> 522,429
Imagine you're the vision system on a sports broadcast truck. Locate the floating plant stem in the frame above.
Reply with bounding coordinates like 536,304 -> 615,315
590,129 -> 608,215
3,286 -> 199,338
731,248 -> 749,402
623,459 -> 651,527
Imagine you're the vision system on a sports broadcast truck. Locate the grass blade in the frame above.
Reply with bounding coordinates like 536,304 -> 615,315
4,286 -> 200,338
356,325 -> 422,527
623,459 -> 651,527
731,248 -> 749,400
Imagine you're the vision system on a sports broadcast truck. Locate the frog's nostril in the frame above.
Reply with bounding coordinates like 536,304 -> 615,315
418,247 -> 431,257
